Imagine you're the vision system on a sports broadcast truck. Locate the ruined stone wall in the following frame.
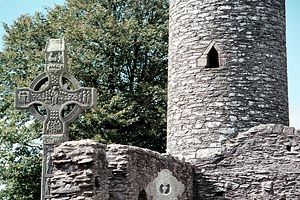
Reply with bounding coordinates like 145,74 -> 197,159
50,140 -> 109,200
49,125 -> 300,200
50,140 -> 194,199
106,144 -> 194,200
195,124 -> 300,200
167,0 -> 289,161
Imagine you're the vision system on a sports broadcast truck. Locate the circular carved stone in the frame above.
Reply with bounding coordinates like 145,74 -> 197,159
29,72 -> 82,124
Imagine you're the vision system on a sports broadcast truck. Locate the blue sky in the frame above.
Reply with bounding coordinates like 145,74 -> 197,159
0,0 -> 299,128
286,0 -> 300,129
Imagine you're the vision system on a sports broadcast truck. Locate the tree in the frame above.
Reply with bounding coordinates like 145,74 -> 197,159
0,0 -> 168,199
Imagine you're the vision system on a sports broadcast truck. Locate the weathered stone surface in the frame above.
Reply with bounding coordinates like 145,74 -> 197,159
48,125 -> 300,199
195,124 -> 300,199
51,140 -> 109,200
167,0 -> 289,161
106,144 -> 194,200
50,140 -> 194,199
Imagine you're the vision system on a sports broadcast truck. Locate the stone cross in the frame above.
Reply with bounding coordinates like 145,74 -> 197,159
15,38 -> 97,200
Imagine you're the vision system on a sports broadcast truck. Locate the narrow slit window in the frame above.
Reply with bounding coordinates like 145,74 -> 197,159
206,46 -> 220,68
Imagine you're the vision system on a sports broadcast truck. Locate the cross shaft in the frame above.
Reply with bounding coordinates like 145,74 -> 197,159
15,38 -> 97,199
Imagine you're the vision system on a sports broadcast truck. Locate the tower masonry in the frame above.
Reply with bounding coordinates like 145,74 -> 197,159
167,0 -> 289,161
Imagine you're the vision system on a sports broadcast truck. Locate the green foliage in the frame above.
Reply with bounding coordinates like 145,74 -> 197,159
0,140 -> 41,200
0,0 -> 168,199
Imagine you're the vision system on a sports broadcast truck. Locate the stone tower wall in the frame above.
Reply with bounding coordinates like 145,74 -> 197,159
167,0 -> 289,161
195,124 -> 300,199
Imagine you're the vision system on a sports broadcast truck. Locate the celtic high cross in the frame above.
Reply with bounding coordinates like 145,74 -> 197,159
15,38 -> 97,200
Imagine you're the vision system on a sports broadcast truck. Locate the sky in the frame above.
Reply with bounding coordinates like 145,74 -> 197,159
0,0 -> 299,129
286,1 -> 300,129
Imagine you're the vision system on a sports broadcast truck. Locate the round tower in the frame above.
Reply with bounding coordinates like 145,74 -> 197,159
167,0 -> 289,161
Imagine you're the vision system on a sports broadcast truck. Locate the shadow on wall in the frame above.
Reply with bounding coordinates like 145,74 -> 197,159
194,160 -> 228,200
138,190 -> 147,200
